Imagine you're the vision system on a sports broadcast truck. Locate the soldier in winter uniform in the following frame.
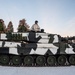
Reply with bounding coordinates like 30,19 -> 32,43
31,20 -> 40,32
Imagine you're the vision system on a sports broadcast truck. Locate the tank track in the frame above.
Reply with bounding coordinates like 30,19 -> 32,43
0,54 -> 75,67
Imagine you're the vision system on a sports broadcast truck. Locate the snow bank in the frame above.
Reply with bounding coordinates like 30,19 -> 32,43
0,66 -> 75,75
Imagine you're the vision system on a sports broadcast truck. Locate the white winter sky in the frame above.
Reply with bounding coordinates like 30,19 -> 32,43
0,0 -> 75,36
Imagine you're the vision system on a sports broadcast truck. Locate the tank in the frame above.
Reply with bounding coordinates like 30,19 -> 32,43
0,31 -> 75,66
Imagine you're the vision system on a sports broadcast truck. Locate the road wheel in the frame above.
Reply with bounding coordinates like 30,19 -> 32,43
47,56 -> 56,65
58,55 -> 66,65
24,56 -> 34,65
69,55 -> 75,65
12,56 -> 21,65
0,55 -> 9,65
36,56 -> 45,66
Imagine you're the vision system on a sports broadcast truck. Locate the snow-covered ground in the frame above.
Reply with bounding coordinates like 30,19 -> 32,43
0,66 -> 75,75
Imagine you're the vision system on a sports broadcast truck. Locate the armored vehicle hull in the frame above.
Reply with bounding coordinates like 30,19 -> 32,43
0,31 -> 75,66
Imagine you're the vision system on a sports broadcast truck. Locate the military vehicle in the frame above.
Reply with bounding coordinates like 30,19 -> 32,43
0,31 -> 75,66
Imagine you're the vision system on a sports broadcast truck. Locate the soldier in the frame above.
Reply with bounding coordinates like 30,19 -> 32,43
6,21 -> 13,33
17,19 -> 30,32
31,20 -> 40,32
0,19 -> 6,33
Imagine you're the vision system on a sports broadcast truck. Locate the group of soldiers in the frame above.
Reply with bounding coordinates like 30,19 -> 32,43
0,19 -> 41,33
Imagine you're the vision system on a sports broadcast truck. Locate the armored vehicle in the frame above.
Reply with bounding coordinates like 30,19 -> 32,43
0,31 -> 75,66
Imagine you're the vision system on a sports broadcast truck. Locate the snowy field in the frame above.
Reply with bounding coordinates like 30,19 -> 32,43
0,66 -> 75,75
